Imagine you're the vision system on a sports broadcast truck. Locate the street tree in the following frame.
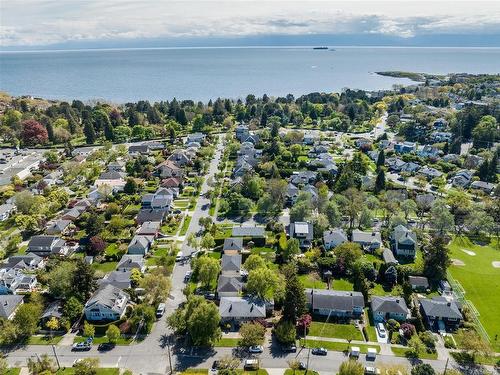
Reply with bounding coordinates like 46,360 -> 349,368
338,359 -> 364,375
239,322 -> 266,347
195,256 -> 221,288
141,273 -> 172,305
106,324 -> 121,344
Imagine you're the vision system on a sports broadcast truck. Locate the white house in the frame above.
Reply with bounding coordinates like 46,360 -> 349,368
84,284 -> 130,322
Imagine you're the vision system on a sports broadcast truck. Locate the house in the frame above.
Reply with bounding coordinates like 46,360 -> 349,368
136,221 -> 161,237
464,154 -> 484,169
94,171 -> 126,192
419,297 -> 463,332
99,270 -> 132,290
0,268 -> 37,294
394,142 -> 416,154
127,235 -> 154,255
136,209 -> 167,225
400,162 -> 421,174
107,161 -> 125,172
221,254 -> 242,276
27,236 -> 67,257
46,219 -> 72,235
290,171 -> 317,186
233,159 -> 253,177
41,301 -> 63,325
386,157 -> 406,172
408,276 -> 429,292
142,188 -> 173,210
223,238 -> 243,254
186,132 -> 206,144
355,138 -> 372,150
417,145 -> 440,159
161,177 -> 182,189
231,226 -> 266,239
471,181 -> 496,194
157,160 -> 184,179
61,207 -> 83,221
1,254 -> 44,271
303,133 -> 319,145
433,118 -> 448,130
0,295 -> 23,319
371,296 -> 410,322
128,144 -> 150,155
390,225 -> 417,258
305,289 -> 364,318
289,222 -> 313,249
382,248 -> 398,265
235,125 -> 250,141
219,296 -> 267,324
217,276 -> 244,298
323,229 -> 348,250
167,150 -> 192,167
117,254 -> 146,273
0,203 -> 15,221
286,183 -> 300,204
431,131 -> 452,142
351,230 -> 382,251
438,280 -> 453,298
418,166 -> 443,180
84,284 -> 130,322
451,170 -> 474,188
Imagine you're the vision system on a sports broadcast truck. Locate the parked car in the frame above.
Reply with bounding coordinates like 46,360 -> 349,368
98,342 -> 115,351
211,361 -> 220,370
72,342 -> 92,351
156,303 -> 166,318
282,344 -> 297,353
298,362 -> 306,370
244,359 -> 259,370
249,345 -> 264,353
311,347 -> 328,356
184,271 -> 192,282
377,323 -> 386,338
365,366 -> 381,375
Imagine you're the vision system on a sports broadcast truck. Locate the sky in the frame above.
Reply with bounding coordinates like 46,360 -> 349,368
1,0 -> 500,49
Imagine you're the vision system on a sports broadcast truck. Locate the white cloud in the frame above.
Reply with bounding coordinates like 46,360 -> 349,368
1,1 -> 499,47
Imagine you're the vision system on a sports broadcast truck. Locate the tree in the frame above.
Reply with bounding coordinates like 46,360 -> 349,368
181,297 -> 221,346
141,273 -> 172,305
83,119 -> 96,144
334,242 -> 362,275
246,267 -> 285,300
195,256 -> 221,289
376,150 -> 385,168
341,188 -> 364,229
374,169 -> 386,193
472,115 -> 498,148
423,236 -> 451,281
63,296 -> 83,322
13,302 -> 43,337
86,212 -> 105,237
27,354 -> 56,375
21,119 -> 48,146
74,357 -> 99,375
410,363 -> 435,375
239,322 -> 266,347
123,177 -> 138,194
274,319 -> 296,344
200,233 -> 215,251
459,330 -> 491,361
338,360 -> 364,375
46,317 -> 60,333
324,200 -> 341,227
282,238 -> 300,262
282,264 -> 306,323
71,260 -> 97,302
430,200 -> 454,235
88,235 -> 106,256
243,254 -> 266,271
83,321 -> 95,338
385,266 -> 398,286
129,304 -> 156,333
407,336 -> 425,358
401,199 -> 417,221
106,324 -> 121,344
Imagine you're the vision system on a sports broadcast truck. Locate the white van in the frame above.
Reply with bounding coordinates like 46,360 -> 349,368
377,323 -> 386,338
156,303 -> 166,318
175,251 -> 184,262
366,347 -> 377,361
350,346 -> 360,358
244,359 -> 259,370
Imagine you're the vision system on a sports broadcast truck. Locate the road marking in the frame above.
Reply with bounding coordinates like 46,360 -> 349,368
116,356 -> 122,367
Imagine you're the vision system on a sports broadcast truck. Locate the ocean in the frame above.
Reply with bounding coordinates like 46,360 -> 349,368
0,46 -> 499,103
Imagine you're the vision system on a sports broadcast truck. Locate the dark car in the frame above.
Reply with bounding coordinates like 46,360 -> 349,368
72,342 -> 91,351
311,347 -> 328,356
282,344 -> 297,353
211,361 -> 220,370
98,342 -> 115,351
202,203 -> 210,211
299,362 -> 306,370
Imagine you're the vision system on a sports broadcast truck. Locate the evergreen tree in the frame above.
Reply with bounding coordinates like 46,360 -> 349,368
375,169 -> 386,193
71,260 -> 97,302
282,264 -> 306,323
177,108 -> 188,126
83,119 -> 96,144
376,150 -> 385,169
104,121 -> 114,141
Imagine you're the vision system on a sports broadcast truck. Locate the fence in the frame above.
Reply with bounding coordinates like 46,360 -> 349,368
446,271 -> 490,342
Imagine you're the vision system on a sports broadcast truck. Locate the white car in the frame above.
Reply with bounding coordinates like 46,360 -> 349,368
377,323 -> 386,338
365,366 -> 381,375
248,345 -> 264,353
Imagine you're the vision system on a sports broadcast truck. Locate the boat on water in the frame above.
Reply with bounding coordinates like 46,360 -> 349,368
313,46 -> 328,50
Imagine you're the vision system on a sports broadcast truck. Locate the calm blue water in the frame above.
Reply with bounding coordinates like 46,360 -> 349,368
1,47 -> 499,102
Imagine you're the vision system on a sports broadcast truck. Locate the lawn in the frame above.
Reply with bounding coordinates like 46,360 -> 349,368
300,339 -> 380,354
180,370 -> 208,375
179,216 -> 192,236
448,236 -> 500,350
331,278 -> 354,291
308,322 -> 363,341
91,261 -> 118,273
74,335 -> 136,345
28,334 -> 64,345
5,369 -> 20,375
284,371 -> 319,375
105,243 -> 123,257
391,346 -> 438,360
298,274 -> 326,289
214,337 -> 240,347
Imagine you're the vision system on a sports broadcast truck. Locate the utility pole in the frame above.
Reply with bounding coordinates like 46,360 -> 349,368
52,344 -> 61,370
167,336 -> 173,374
443,357 -> 449,374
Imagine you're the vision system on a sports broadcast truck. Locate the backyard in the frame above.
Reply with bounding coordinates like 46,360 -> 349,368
447,236 -> 500,350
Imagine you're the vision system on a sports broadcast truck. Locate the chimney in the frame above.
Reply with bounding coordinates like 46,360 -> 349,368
447,302 -> 451,306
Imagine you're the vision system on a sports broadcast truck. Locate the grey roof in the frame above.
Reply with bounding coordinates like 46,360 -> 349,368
371,296 -> 409,315
137,221 -> 161,235
85,284 -> 129,315
46,219 -> 71,234
99,270 -> 132,290
0,203 -> 15,216
382,248 -> 398,264
221,254 -> 242,273
305,289 -> 364,311
28,235 -> 60,247
217,275 -> 244,294
352,230 -> 382,245
392,225 -> 417,246
409,276 -> 429,288
219,296 -> 266,319
128,235 -> 152,250
1,254 -> 43,270
41,301 -> 63,320
420,298 -> 462,320
323,229 -> 348,246
232,226 -> 265,237
223,238 -> 243,252
290,222 -> 313,240
117,254 -> 145,270
98,171 -> 125,180
0,295 -> 23,318
136,209 -> 167,224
